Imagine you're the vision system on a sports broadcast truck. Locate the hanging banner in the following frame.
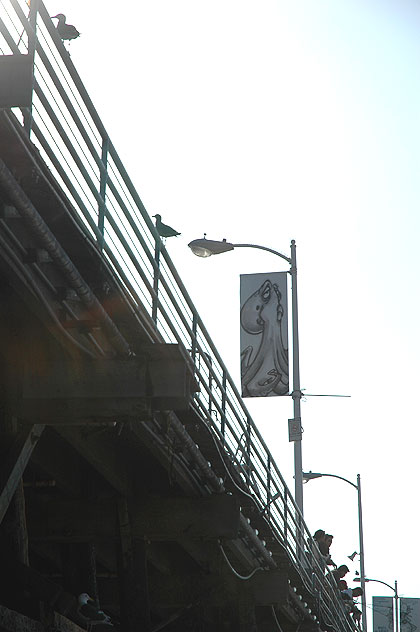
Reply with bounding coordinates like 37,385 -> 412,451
373,596 -> 394,632
401,598 -> 420,632
240,272 -> 289,397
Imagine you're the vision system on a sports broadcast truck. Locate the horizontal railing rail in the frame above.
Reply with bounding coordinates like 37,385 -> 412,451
0,2 -> 357,630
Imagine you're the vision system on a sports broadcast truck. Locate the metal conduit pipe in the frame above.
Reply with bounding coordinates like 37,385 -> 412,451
166,411 -> 348,617
167,411 -> 224,493
238,514 -> 277,569
0,157 -> 131,357
168,415 -> 333,597
167,412 -> 277,570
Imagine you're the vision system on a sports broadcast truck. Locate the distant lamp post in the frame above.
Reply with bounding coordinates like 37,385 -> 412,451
354,577 -> 399,632
188,237 -> 304,514
302,471 -> 367,632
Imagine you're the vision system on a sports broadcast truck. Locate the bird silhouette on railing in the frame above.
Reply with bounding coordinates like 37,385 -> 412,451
152,214 -> 181,239
52,14 -> 80,41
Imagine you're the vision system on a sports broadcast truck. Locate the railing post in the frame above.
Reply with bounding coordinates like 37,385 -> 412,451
296,511 -> 304,565
152,236 -> 161,323
97,136 -> 109,251
221,369 -> 227,439
245,416 -> 251,488
208,355 -> 213,415
191,313 -> 198,365
23,0 -> 38,136
283,488 -> 288,545
266,454 -> 272,520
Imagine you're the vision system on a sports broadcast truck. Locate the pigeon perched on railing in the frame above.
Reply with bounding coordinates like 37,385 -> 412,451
152,214 -> 181,238
52,14 -> 80,41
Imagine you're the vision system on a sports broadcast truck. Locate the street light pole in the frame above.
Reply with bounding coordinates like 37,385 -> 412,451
188,237 -> 304,515
355,577 -> 398,632
302,471 -> 367,632
290,240 -> 303,512
357,473 -> 367,631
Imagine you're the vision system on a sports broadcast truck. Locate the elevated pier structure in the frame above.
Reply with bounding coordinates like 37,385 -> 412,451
0,2 -> 358,631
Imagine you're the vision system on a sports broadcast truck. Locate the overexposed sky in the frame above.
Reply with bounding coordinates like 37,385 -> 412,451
42,0 -> 420,620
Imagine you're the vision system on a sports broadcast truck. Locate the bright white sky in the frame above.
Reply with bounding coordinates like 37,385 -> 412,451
46,0 -> 420,620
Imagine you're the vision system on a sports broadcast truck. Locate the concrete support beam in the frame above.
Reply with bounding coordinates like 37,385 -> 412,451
27,494 -> 240,541
148,569 -> 288,609
17,349 -> 197,424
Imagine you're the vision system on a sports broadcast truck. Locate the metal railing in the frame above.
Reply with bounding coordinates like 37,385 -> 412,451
0,2 -> 357,630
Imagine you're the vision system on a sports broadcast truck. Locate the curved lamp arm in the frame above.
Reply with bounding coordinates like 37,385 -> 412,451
302,471 -> 358,490
230,243 -> 291,264
363,578 -> 397,595
188,238 -> 291,264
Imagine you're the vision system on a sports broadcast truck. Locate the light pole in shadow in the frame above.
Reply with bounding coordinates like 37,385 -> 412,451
302,470 -> 367,631
355,577 -> 399,632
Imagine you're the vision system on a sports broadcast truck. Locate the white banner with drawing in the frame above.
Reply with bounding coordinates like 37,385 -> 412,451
240,272 -> 289,397
373,596 -> 394,632
401,598 -> 420,632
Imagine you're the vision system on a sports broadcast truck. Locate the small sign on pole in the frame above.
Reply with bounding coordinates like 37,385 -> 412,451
288,418 -> 302,442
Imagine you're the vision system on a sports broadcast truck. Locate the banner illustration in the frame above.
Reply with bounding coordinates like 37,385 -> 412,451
240,272 -> 289,397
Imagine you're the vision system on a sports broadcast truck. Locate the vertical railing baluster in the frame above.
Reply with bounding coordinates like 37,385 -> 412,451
207,354 -> 213,415
152,236 -> 161,323
245,415 -> 251,488
297,509 -> 304,566
266,454 -> 271,520
97,136 -> 109,251
190,314 -> 199,407
24,0 -> 38,136
191,313 -> 198,366
221,369 -> 227,440
284,486 -> 288,546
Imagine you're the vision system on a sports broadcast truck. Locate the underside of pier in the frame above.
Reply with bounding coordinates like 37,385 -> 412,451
0,110 -> 327,632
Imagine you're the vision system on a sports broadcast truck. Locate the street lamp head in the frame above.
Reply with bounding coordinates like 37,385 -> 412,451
188,238 -> 234,258
302,471 -> 323,483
